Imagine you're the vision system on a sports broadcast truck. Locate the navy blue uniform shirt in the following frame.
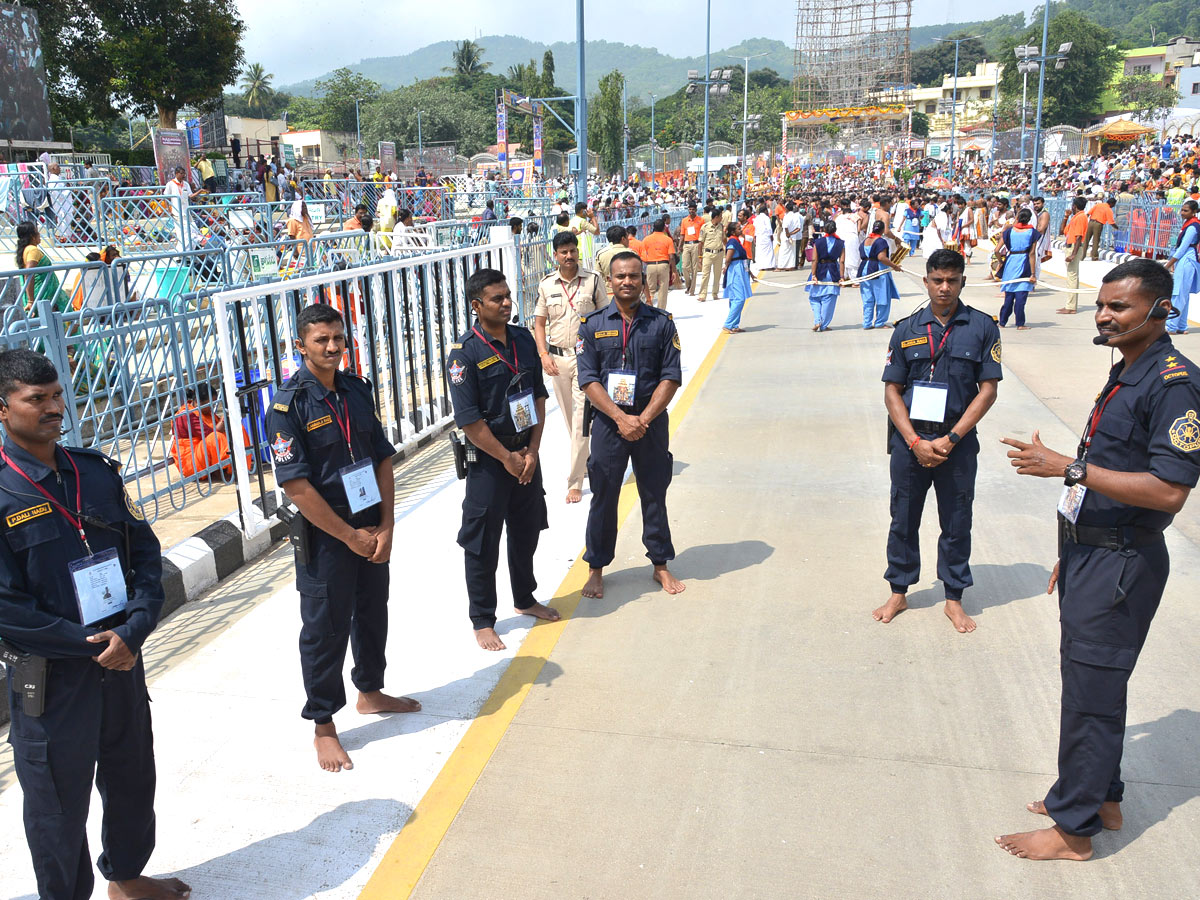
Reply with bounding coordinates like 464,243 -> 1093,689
265,364 -> 395,514
446,323 -> 548,434
0,443 -> 162,658
1076,335 -> 1200,531
883,301 -> 1003,426
577,301 -> 683,414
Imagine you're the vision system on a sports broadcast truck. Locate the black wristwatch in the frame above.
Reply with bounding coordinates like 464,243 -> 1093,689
1064,458 -> 1087,486
947,431 -> 961,445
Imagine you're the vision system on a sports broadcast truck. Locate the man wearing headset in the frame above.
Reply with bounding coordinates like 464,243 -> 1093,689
998,259 -> 1200,860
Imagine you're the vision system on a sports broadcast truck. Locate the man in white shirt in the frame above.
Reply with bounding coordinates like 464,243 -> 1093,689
164,166 -> 194,248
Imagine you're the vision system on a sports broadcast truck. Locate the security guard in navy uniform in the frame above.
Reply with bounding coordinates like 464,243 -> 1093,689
998,259 -> 1200,861
446,267 -> 560,652
266,303 -> 419,775
577,250 -> 687,600
0,350 -> 190,900
875,248 -> 1002,633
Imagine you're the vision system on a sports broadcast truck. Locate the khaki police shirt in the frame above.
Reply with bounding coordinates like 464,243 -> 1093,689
595,244 -> 626,286
700,216 -> 726,252
534,268 -> 606,350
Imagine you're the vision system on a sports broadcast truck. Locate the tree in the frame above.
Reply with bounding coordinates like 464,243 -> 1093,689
1116,75 -> 1181,125
910,34 -> 988,88
444,40 -> 490,78
19,1 -> 113,130
910,111 -> 930,138
312,68 -> 382,133
95,0 -> 245,128
240,63 -> 274,117
542,50 -> 556,91
590,70 -> 626,173
364,78 -> 495,156
996,7 -> 1121,127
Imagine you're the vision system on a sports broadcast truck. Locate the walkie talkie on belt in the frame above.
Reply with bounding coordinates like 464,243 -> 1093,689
0,641 -> 47,717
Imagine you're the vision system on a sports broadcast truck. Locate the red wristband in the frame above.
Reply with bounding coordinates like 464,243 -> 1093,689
908,437 -> 921,451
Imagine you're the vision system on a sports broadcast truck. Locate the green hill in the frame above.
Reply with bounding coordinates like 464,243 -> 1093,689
281,36 -> 796,101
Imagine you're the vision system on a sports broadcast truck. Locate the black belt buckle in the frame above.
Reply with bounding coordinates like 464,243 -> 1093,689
547,344 -> 569,357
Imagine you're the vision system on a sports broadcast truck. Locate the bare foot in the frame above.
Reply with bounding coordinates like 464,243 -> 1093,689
518,601 -> 562,622
944,599 -> 977,633
475,627 -> 507,651
314,723 -> 353,772
872,592 -> 907,623
1028,799 -> 1122,831
653,564 -> 686,594
356,690 -> 421,715
109,877 -> 191,899
994,825 -> 1093,860
582,567 -> 604,598
566,488 -> 583,504
1056,308 -> 1077,315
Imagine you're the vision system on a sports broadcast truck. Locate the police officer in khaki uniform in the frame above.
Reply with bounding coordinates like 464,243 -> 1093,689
697,207 -> 726,302
595,225 -> 629,295
534,231 -> 606,504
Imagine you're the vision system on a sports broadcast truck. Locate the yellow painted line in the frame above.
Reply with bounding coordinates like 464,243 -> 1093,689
359,328 -> 732,899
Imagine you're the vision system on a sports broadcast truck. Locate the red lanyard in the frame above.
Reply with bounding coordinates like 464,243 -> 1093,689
558,276 -> 580,312
1081,384 -> 1122,457
926,324 -> 953,380
472,326 -> 519,375
323,394 -> 356,462
1,446 -> 91,553
621,308 -> 640,366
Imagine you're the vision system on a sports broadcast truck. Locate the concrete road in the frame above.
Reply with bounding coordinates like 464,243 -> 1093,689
409,264 -> 1200,900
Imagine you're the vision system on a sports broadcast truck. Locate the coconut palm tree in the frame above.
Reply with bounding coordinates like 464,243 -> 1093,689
241,63 -> 274,116
444,40 -> 490,78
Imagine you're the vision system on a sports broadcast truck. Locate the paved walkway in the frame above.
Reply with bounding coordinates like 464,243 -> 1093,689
2,259 -> 1199,899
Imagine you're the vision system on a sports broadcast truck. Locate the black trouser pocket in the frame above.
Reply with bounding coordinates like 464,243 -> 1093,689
1062,639 -> 1135,717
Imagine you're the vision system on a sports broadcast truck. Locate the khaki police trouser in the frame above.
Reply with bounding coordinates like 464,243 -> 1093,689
697,248 -> 724,300
548,352 -> 588,491
681,243 -> 701,293
646,261 -> 671,309
1085,220 -> 1104,260
1064,249 -> 1082,311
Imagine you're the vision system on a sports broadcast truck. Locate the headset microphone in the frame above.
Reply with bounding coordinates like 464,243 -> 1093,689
1092,299 -> 1172,345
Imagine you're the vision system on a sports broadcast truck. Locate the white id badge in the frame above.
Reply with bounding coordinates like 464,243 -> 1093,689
508,388 -> 539,432
607,369 -> 638,407
910,382 -> 949,423
1058,483 -> 1087,524
340,458 -> 382,514
68,548 -> 128,626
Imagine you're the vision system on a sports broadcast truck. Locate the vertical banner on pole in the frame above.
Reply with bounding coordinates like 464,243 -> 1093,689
532,103 -> 544,179
153,128 -> 195,186
496,102 -> 509,176
780,120 -> 787,172
378,141 -> 396,175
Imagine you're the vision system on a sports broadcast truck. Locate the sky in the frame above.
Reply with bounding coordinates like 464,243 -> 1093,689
238,0 -> 1040,85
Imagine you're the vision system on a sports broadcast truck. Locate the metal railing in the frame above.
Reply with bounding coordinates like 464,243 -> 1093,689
1044,194 -> 1186,258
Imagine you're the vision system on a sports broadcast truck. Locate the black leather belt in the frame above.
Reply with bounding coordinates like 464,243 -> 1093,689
646,260 -> 669,265
910,420 -> 952,437
493,433 -> 532,451
1059,516 -> 1163,550
547,344 -> 572,357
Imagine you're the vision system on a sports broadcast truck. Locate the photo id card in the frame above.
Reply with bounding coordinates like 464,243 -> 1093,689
340,458 -> 381,514
607,369 -> 638,408
1058,483 -> 1087,524
909,381 -> 949,423
508,388 -> 539,432
68,548 -> 128,626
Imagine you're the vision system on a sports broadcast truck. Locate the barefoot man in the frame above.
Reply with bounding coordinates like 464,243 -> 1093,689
578,251 -> 686,599
997,259 -> 1200,860
0,349 -> 189,900
446,268 -> 561,651
267,304 -> 419,773
534,231 -> 605,504
874,248 -> 1002,632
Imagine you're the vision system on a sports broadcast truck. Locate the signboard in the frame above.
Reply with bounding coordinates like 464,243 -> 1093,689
930,144 -> 942,158
865,148 -> 878,161
281,143 -> 296,167
248,247 -> 278,280
153,128 -> 195,187
308,202 -> 326,224
508,161 -> 533,185
379,141 -> 396,174
496,102 -> 508,172
0,5 -> 53,143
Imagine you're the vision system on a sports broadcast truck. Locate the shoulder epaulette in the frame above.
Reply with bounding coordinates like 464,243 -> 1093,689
1160,351 -> 1191,383
69,445 -> 121,473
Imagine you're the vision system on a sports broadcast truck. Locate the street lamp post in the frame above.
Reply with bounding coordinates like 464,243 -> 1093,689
415,109 -> 424,167
988,63 -> 999,179
574,0 -> 587,205
622,80 -> 628,182
729,51 -> 769,208
1014,45 -> 1039,165
933,36 -> 981,178
702,0 -> 711,202
650,93 -> 657,185
687,65 -> 732,203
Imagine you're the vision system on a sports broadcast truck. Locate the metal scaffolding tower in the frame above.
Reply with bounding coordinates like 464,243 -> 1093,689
791,0 -> 913,159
